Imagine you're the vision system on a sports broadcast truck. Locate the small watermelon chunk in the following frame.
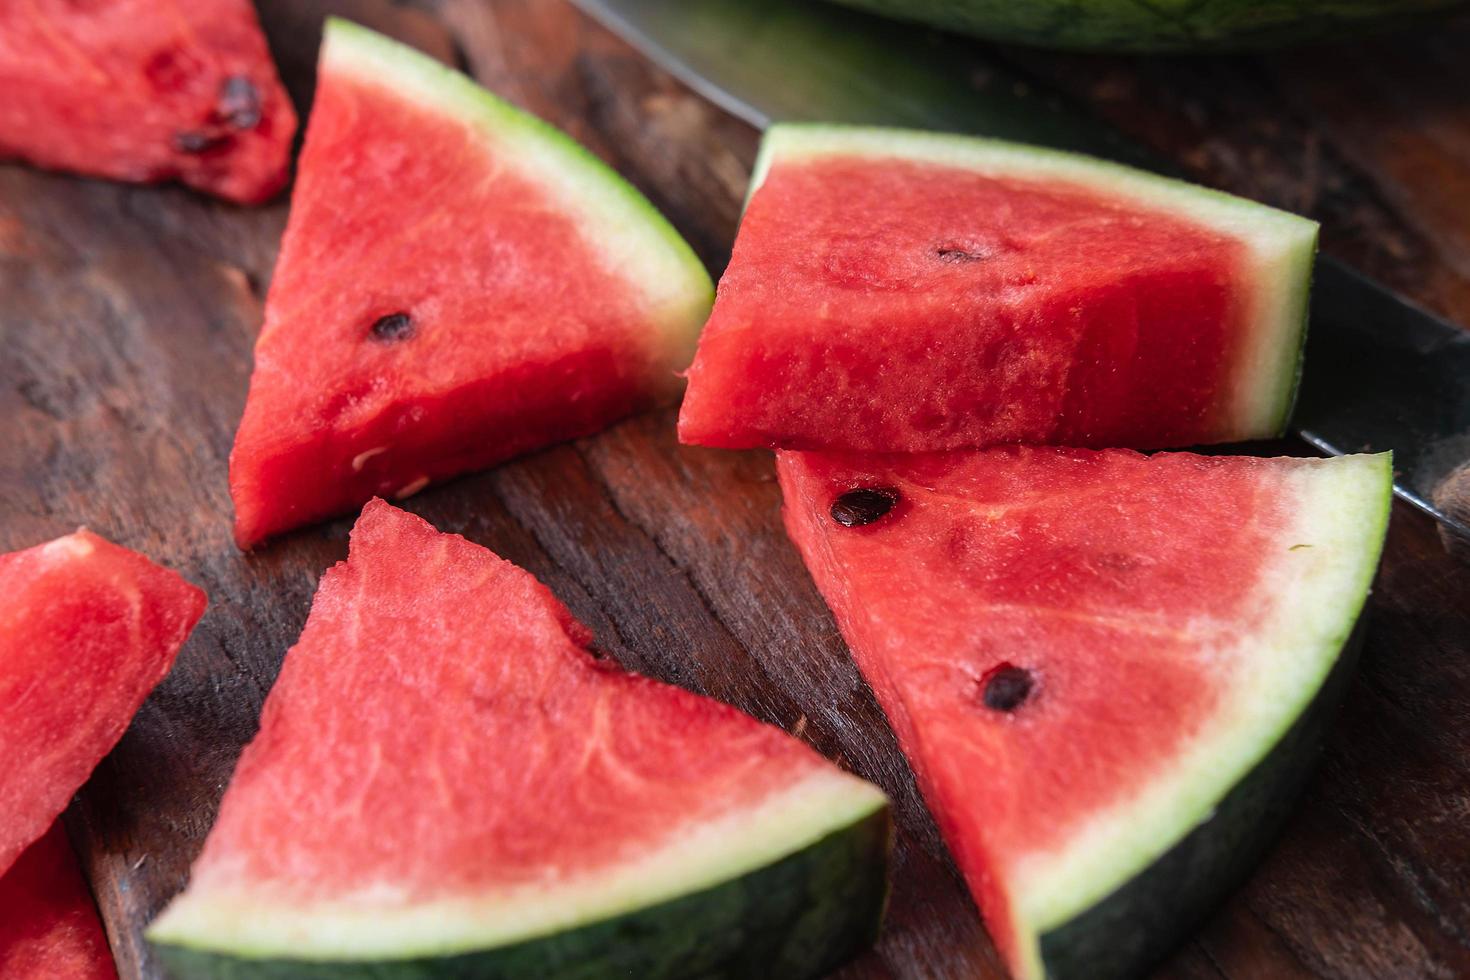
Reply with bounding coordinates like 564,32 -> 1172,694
778,447 -> 1391,980
0,530 -> 206,877
228,21 -> 713,548
680,125 -> 1317,453
148,500 -> 889,977
0,822 -> 118,980
0,0 -> 295,204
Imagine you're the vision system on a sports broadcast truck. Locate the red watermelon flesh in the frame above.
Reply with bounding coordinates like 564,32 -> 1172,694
149,499 -> 886,962
0,0 -> 295,204
0,530 -> 206,877
228,21 -> 712,547
779,447 -> 1390,979
679,125 -> 1316,453
0,822 -> 118,980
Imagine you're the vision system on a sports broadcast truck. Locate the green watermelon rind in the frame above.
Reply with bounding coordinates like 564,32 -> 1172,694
1037,613 -> 1368,979
745,123 -> 1318,444
1010,451 -> 1394,979
320,18 -> 714,369
146,771 -> 890,976
825,0 -> 1467,53
150,807 -> 890,980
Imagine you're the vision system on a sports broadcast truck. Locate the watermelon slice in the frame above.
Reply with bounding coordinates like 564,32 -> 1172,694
679,125 -> 1318,453
0,822 -> 118,980
0,530 -> 206,878
228,21 -> 713,548
148,499 -> 889,976
778,447 -> 1391,980
0,0 -> 295,204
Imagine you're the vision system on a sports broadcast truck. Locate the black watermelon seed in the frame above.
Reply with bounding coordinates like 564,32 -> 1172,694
217,75 -> 262,130
173,130 -> 230,154
935,246 -> 991,263
982,664 -> 1034,712
370,312 -> 414,342
830,487 -> 899,527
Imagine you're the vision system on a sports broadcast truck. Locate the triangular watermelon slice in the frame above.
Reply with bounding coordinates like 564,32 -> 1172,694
679,125 -> 1317,453
0,0 -> 295,203
0,530 -> 206,877
228,21 -> 713,548
0,822 -> 118,980
149,500 -> 889,976
778,447 -> 1391,980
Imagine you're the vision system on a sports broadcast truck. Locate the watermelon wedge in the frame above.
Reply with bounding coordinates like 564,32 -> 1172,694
148,500 -> 890,977
228,21 -> 714,548
778,447 -> 1391,980
679,125 -> 1318,454
0,0 -> 295,204
0,530 -> 206,878
0,822 -> 118,980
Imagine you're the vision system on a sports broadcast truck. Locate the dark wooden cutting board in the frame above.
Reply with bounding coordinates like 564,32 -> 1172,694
2,1 -> 1468,977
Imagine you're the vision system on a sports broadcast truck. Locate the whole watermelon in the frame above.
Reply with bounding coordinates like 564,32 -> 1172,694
827,0 -> 1467,51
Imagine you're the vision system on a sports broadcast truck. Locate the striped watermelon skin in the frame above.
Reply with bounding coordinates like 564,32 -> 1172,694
828,0 -> 1467,52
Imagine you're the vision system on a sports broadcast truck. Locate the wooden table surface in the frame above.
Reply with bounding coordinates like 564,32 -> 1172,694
3,1 -> 1468,977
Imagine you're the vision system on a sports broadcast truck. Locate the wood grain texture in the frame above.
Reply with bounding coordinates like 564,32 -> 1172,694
0,1 -> 1466,978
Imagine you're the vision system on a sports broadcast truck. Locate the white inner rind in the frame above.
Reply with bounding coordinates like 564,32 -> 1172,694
147,767 -> 886,961
319,19 -> 713,369
1006,452 -> 1392,980
747,124 -> 1318,440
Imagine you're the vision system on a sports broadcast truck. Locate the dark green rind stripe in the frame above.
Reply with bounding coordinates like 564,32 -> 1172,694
826,0 -> 1465,52
1038,616 -> 1367,980
153,807 -> 892,980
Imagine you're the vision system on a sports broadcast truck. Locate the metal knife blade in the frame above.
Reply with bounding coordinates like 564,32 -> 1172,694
573,0 -> 1470,538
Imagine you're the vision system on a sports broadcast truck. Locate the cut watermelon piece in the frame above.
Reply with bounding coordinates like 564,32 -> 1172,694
679,125 -> 1317,453
0,530 -> 206,878
228,21 -> 713,548
149,500 -> 889,976
0,822 -> 118,980
778,447 -> 1391,980
0,0 -> 295,204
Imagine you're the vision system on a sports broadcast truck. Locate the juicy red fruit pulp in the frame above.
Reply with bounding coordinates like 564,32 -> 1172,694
0,0 -> 295,203
229,46 -> 678,547
183,501 -> 846,903
0,823 -> 117,980
680,157 -> 1250,451
0,530 -> 206,877
779,447 -> 1294,964
784,448 -> 1286,852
